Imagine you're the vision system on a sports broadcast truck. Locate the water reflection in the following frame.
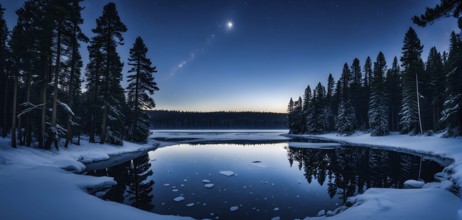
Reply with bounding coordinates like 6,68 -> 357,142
88,154 -> 155,211
286,145 -> 443,203
87,142 -> 444,219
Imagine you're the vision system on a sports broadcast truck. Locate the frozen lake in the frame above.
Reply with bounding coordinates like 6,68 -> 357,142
88,140 -> 445,219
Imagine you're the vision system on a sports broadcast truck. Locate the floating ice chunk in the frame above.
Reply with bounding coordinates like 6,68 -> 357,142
202,179 -> 211,183
219,171 -> 235,176
404,179 -> 425,188
204,183 -> 215,189
317,209 -> 326,216
163,183 -> 170,186
172,189 -> 179,192
249,162 -> 267,168
174,196 -> 185,202
186,203 -> 194,207
229,206 -> 239,212
273,207 -> 279,211
184,179 -> 188,182
271,217 -> 280,220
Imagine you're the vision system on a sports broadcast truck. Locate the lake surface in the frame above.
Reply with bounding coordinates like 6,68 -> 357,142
88,141 -> 445,219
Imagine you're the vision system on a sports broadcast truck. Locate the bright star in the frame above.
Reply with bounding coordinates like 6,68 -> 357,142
227,21 -> 233,30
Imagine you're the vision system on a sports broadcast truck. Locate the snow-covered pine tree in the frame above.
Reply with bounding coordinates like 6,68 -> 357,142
362,56 -> 373,129
385,57 -> 402,131
302,85 -> 311,133
307,83 -> 326,134
369,52 -> 389,136
84,36 -> 103,143
64,0 -> 88,148
440,32 -> 462,136
326,74 -> 336,131
9,0 -> 51,148
126,37 -> 159,143
350,58 -> 363,128
287,98 -> 295,133
336,63 -> 355,135
426,47 -> 445,131
91,3 -> 127,145
399,27 -> 424,135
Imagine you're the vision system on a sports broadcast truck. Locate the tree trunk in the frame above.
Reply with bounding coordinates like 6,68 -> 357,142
100,19 -> 112,145
11,77 -> 17,148
46,21 -> 62,150
416,73 -> 423,134
89,59 -> 100,143
25,75 -> 32,146
2,72 -> 8,138
131,57 -> 141,141
65,25 -> 78,148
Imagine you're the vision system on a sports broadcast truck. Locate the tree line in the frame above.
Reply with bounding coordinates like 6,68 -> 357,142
288,0 -> 462,137
0,1 -> 158,149
148,110 -> 287,129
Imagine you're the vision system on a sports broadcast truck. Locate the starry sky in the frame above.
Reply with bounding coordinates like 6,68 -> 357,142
1,0 -> 458,113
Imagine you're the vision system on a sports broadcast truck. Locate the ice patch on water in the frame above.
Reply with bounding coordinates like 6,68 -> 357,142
202,179 -> 211,183
219,171 -> 235,176
229,206 -> 239,212
204,183 -> 215,188
186,203 -> 194,207
174,196 -> 184,202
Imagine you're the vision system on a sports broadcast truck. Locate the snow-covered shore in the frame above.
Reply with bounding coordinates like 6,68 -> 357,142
287,132 -> 462,220
0,137 -> 190,220
0,130 -> 461,220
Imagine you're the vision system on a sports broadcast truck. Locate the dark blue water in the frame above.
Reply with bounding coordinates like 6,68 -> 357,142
88,142 -> 444,220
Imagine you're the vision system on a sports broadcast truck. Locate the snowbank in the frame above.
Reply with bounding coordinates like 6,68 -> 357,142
0,137 -> 190,220
310,188 -> 461,220
288,132 -> 462,220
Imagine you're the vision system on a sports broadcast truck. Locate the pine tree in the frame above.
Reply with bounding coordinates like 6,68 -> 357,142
336,63 -> 355,135
440,32 -> 462,136
85,37 -> 104,143
385,57 -> 402,131
307,83 -> 326,134
362,56 -> 373,128
0,4 -> 9,138
287,98 -> 295,133
126,37 -> 159,143
302,85 -> 311,133
91,3 -> 127,145
413,0 -> 462,29
426,47 -> 445,131
369,52 -> 389,136
350,58 -> 362,128
64,0 -> 88,148
326,74 -> 335,131
399,27 -> 424,135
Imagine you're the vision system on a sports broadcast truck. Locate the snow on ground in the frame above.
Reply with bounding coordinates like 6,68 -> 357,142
288,131 -> 462,220
1,130 -> 462,220
0,137 -> 190,220
310,188 -> 461,220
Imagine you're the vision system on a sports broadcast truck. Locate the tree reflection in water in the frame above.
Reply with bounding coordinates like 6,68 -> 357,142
286,145 -> 441,203
88,154 -> 155,211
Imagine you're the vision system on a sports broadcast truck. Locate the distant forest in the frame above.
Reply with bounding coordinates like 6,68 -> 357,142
147,110 -> 287,129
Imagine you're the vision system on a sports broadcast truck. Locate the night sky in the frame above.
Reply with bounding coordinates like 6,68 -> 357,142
1,0 -> 458,112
